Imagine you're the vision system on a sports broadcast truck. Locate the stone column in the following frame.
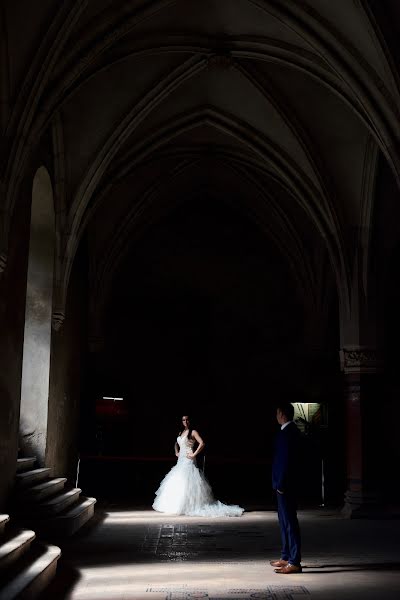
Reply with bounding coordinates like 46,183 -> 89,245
19,167 -> 55,465
340,347 -> 383,517
0,179 -> 32,509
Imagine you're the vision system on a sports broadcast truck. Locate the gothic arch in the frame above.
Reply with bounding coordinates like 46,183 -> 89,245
2,0 -> 400,259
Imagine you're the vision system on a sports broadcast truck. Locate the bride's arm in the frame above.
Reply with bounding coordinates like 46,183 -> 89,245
187,430 -> 205,458
175,439 -> 180,457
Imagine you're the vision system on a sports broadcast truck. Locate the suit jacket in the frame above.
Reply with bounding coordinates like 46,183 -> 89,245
272,421 -> 301,493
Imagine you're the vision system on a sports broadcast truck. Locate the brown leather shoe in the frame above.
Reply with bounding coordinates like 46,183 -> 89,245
275,564 -> 302,574
270,559 -> 289,568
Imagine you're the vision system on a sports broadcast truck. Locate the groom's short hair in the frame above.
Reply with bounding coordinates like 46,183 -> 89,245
277,402 -> 295,421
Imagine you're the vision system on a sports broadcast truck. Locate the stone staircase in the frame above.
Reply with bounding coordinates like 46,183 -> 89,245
12,457 -> 96,539
0,514 -> 61,599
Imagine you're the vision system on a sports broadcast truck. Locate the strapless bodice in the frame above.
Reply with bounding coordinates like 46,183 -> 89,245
177,433 -> 194,448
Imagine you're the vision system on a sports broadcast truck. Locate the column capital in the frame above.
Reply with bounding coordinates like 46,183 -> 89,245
0,251 -> 7,274
51,310 -> 65,331
339,346 -> 383,374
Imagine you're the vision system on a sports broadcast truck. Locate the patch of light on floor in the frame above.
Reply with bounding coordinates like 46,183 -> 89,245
103,509 -> 276,523
66,559 -> 280,600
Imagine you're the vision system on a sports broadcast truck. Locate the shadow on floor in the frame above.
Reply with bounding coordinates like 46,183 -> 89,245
41,507 -> 109,598
303,561 -> 400,573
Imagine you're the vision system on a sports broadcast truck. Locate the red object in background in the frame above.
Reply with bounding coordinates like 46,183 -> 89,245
95,398 -> 128,418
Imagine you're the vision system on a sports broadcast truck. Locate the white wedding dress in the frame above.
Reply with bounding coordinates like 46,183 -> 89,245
152,431 -> 244,517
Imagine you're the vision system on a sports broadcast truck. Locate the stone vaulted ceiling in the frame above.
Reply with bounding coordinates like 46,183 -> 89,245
1,0 -> 400,325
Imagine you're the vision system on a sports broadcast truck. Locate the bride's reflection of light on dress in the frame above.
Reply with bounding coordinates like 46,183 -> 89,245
152,430 -> 244,517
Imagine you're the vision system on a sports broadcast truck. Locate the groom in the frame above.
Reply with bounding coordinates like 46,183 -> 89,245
270,402 -> 302,574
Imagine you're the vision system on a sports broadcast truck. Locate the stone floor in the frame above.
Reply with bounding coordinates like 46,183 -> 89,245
43,504 -> 400,600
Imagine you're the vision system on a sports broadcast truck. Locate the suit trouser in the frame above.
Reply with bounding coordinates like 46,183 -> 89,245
277,491 -> 301,566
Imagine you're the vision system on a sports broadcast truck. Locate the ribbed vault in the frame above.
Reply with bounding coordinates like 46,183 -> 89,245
0,0 -> 399,332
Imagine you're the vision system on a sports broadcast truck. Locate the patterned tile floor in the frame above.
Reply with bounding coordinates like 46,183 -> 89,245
43,506 -> 400,600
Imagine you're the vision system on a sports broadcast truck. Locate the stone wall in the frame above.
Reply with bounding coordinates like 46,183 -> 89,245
46,242 -> 88,483
0,186 -> 31,509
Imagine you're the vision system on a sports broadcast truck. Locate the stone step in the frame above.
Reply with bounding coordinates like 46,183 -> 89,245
0,530 -> 36,573
32,488 -> 82,516
0,515 -> 10,536
15,468 -> 51,489
0,543 -> 61,600
16,458 -> 36,473
17,478 -> 67,502
38,497 -> 97,537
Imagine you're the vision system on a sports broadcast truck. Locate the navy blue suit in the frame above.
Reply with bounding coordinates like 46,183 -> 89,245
272,421 -> 302,566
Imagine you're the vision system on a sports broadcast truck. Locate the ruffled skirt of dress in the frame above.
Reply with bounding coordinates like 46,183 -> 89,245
152,458 -> 244,517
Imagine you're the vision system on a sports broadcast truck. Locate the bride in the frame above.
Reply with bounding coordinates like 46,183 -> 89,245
152,415 -> 244,517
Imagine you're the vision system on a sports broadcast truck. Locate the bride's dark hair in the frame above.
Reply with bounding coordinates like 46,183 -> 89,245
180,415 -> 193,441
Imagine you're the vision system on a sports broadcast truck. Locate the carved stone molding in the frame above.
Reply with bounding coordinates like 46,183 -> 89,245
339,347 -> 383,374
0,252 -> 7,273
51,310 -> 65,331
348,392 -> 361,405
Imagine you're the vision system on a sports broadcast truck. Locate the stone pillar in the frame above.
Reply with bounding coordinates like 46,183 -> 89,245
340,347 -> 383,517
46,240 -> 88,482
0,181 -> 31,509
19,167 -> 55,465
